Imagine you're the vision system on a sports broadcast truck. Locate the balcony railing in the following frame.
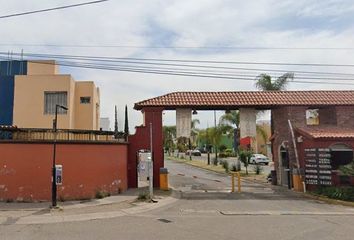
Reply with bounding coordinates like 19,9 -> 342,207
0,126 -> 127,143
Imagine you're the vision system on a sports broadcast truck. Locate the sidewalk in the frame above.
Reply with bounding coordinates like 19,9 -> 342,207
0,188 -> 177,225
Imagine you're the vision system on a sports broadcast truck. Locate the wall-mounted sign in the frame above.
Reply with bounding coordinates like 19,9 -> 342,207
176,108 -> 191,138
304,148 -> 332,186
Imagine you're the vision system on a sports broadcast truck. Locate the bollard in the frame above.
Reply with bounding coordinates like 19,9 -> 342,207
231,172 -> 235,192
231,172 -> 241,193
159,168 -> 169,191
237,172 -> 241,193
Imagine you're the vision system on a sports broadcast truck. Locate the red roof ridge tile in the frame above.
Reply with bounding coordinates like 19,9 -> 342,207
134,90 -> 354,110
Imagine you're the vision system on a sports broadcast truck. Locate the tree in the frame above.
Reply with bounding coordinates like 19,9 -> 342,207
197,124 -> 231,164
163,126 -> 176,156
124,105 -> 129,135
239,149 -> 252,175
114,105 -> 119,139
256,125 -> 268,145
220,110 -> 240,152
255,73 -> 294,91
255,72 -> 294,153
190,119 -> 200,147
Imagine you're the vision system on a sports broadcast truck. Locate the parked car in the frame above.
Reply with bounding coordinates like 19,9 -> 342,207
186,149 -> 202,156
249,154 -> 270,165
197,147 -> 208,153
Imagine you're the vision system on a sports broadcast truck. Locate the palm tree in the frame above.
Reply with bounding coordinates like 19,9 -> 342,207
220,110 -> 240,152
255,73 -> 294,91
256,125 -> 268,142
163,126 -> 176,156
255,72 -> 293,156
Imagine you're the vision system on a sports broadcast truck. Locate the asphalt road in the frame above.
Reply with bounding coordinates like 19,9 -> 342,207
1,160 -> 353,240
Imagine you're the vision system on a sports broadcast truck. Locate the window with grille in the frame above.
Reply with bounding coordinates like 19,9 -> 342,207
44,91 -> 68,114
80,96 -> 91,104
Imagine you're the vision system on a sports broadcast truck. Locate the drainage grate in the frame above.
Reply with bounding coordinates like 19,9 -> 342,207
157,218 -> 172,223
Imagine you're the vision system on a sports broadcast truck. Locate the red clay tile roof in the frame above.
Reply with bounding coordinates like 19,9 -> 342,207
134,91 -> 354,110
296,126 -> 354,139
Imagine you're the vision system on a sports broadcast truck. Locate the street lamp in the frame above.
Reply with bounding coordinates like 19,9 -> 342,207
52,104 -> 68,207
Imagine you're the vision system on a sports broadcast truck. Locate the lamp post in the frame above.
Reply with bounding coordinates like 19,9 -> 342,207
52,104 -> 68,207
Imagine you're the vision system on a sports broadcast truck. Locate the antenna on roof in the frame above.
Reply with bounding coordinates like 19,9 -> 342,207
20,49 -> 24,74
9,51 -> 13,74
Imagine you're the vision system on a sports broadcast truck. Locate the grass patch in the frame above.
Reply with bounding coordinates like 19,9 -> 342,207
95,190 -> 110,199
312,186 -> 354,202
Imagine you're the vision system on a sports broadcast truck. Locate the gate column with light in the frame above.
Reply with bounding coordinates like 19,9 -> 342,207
52,104 -> 68,208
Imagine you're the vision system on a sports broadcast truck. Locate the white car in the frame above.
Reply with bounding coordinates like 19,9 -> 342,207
249,154 -> 270,165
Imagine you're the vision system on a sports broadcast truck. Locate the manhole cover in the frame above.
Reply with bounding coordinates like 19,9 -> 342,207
157,218 -> 172,223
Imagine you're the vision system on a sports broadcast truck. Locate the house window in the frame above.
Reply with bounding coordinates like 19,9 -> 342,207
306,109 -> 319,125
80,97 -> 91,104
44,91 -> 68,114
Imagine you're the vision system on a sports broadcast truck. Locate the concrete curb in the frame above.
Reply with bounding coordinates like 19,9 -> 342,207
1,196 -> 178,225
300,192 -> 354,208
220,210 -> 354,216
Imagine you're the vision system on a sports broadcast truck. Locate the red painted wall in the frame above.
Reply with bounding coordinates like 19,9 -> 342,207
128,107 -> 163,188
0,142 -> 128,202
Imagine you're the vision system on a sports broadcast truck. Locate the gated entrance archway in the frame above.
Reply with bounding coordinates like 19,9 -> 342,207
128,91 -> 354,188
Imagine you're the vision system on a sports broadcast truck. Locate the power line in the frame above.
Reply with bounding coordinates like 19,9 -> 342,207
0,0 -> 109,19
13,56 -> 354,81
1,43 -> 354,50
1,56 -> 354,86
2,52 -> 354,77
3,51 -> 354,68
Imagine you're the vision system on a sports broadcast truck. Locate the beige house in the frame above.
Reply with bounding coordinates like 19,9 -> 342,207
12,61 -> 100,130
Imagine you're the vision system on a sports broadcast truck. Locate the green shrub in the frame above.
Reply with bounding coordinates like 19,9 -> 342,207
95,190 -> 110,199
313,186 -> 354,202
222,160 -> 229,173
231,161 -> 241,172
339,162 -> 354,176
137,191 -> 150,200
218,152 -> 228,158
253,165 -> 263,175
225,149 -> 233,154
219,144 -> 227,152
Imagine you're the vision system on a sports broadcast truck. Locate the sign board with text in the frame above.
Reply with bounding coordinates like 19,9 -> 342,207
304,148 -> 332,186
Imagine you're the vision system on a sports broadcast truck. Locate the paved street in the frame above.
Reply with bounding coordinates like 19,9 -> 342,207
1,159 -> 354,240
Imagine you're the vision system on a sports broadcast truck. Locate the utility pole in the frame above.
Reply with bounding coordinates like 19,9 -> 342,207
52,104 -> 68,208
214,110 -> 218,163
149,122 -> 153,200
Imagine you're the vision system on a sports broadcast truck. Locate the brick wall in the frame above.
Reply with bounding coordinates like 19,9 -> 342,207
272,106 -> 307,171
272,105 -> 354,186
336,106 -> 354,128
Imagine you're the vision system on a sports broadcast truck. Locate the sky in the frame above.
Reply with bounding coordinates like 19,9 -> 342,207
1,0 -> 354,132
